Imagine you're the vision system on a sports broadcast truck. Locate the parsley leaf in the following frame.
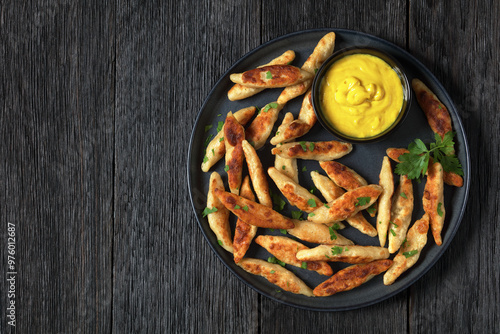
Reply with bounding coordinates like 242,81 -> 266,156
291,210 -> 303,220
261,102 -> 279,113
331,246 -> 343,255
440,154 -> 463,176
270,191 -> 286,211
307,198 -> 317,208
395,131 -> 463,180
216,121 -> 224,132
403,250 -> 419,258
355,197 -> 371,207
202,207 -> 218,217
437,202 -> 444,217
268,257 -> 285,267
204,134 -> 214,148
329,226 -> 337,240
266,70 -> 272,79
366,203 -> 376,214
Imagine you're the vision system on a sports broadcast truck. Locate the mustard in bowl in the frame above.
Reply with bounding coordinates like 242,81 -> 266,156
312,48 -> 411,143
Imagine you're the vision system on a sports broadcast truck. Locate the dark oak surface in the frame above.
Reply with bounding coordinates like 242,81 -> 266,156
0,1 -> 498,333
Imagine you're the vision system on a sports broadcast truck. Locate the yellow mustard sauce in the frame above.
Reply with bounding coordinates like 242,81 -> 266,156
320,54 -> 404,138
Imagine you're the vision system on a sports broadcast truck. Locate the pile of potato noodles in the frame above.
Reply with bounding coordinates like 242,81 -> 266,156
200,33 -> 462,297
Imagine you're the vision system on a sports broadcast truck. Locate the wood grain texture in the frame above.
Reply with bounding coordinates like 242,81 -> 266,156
0,0 -> 498,333
409,1 -> 500,333
0,0 -> 115,333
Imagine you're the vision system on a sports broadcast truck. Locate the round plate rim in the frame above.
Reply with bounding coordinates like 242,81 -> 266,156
187,28 -> 470,311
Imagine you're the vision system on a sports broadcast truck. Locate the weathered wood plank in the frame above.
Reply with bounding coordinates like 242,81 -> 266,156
0,0 -> 115,333
112,1 -> 261,333
409,0 -> 499,333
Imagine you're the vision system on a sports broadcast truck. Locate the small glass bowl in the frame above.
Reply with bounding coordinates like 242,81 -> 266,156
311,47 -> 411,143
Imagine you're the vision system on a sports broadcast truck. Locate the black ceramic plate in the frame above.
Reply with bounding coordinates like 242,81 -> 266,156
187,29 -> 470,311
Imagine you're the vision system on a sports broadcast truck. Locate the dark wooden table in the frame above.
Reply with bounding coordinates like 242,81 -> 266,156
1,1 -> 498,333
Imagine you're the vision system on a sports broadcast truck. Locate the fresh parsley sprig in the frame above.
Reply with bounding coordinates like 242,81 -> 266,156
395,131 -> 463,180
